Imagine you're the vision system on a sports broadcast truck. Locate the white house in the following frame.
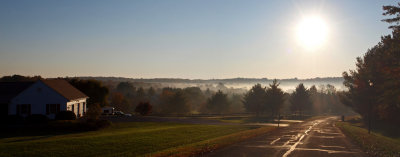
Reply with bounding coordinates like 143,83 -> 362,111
0,79 -> 88,119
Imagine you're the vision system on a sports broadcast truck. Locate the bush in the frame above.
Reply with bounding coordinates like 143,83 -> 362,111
135,102 -> 152,116
25,114 -> 49,124
5,115 -> 24,124
86,104 -> 102,120
55,111 -> 76,120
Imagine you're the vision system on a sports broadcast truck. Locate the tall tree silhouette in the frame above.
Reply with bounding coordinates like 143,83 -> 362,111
206,90 -> 230,114
266,79 -> 285,126
243,84 -> 267,116
290,83 -> 312,118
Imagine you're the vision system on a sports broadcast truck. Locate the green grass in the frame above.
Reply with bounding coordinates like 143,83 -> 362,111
336,122 -> 400,157
0,122 -> 272,157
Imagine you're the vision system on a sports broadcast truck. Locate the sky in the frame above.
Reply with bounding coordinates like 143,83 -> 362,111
0,0 -> 398,79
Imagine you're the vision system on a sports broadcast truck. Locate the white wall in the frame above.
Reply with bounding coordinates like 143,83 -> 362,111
66,98 -> 87,117
10,81 -> 68,119
9,81 -> 87,119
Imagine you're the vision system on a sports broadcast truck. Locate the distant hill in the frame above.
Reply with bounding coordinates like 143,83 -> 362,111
76,76 -> 344,84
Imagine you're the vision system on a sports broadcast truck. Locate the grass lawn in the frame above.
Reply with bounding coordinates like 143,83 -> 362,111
336,122 -> 400,157
0,122 -> 274,157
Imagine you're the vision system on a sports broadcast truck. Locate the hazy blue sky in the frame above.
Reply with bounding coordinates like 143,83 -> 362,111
0,0 -> 398,79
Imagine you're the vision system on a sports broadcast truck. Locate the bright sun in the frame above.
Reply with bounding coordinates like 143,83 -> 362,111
296,16 -> 328,50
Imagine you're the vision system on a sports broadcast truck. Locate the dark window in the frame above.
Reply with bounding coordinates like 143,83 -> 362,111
77,103 -> 80,117
71,104 -> 74,113
83,102 -> 86,115
17,104 -> 31,115
46,104 -> 60,115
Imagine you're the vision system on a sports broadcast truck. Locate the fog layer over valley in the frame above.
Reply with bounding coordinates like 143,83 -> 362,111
79,77 -> 345,93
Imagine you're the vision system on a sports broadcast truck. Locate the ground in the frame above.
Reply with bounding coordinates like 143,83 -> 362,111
206,117 -> 366,157
0,119 -> 272,157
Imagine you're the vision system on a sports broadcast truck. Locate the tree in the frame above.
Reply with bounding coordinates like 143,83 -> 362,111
0,75 -> 42,82
206,90 -> 230,114
116,82 -> 136,97
68,79 -> 109,107
159,88 -> 190,115
342,3 -> 400,132
243,84 -> 267,116
111,92 -> 131,113
265,79 -> 285,125
289,83 -> 312,118
136,87 -> 146,102
86,103 -> 102,120
382,2 -> 400,30
184,87 -> 206,112
135,102 -> 152,116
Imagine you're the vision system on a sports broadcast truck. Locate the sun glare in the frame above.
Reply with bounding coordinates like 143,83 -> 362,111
296,16 -> 328,50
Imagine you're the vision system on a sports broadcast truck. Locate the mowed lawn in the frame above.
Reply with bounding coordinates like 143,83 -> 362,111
0,122 -> 265,157
337,122 -> 400,157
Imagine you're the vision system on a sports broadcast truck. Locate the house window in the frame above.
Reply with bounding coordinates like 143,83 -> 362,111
17,104 -> 31,115
71,104 -> 74,113
46,104 -> 60,115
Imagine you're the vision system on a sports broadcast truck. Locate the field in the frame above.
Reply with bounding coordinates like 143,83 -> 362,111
0,122 -> 274,157
336,121 -> 400,157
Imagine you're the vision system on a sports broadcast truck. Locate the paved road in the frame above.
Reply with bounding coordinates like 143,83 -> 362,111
205,117 -> 366,157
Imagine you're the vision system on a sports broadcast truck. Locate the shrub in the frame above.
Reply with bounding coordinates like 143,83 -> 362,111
55,111 -> 76,120
86,104 -> 102,120
135,102 -> 152,116
5,115 -> 24,124
25,114 -> 49,124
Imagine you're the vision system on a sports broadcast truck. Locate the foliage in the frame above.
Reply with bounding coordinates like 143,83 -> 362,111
116,82 -> 136,97
4,115 -> 24,124
0,75 -> 42,82
206,90 -> 230,114
265,79 -> 285,117
382,2 -> 400,30
68,79 -> 109,107
243,84 -> 267,116
86,104 -> 102,120
25,114 -> 49,124
135,102 -> 152,116
111,92 -> 131,113
55,111 -> 76,120
289,83 -> 312,117
159,88 -> 190,114
184,87 -> 206,113
342,4 -> 400,125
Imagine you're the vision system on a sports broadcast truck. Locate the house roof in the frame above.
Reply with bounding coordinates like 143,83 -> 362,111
41,79 -> 88,101
0,82 -> 34,103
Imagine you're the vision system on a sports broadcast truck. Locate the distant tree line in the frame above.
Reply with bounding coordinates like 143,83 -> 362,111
0,75 -> 351,117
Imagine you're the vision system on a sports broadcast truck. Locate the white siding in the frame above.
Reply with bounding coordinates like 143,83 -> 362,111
9,81 -> 88,119
66,98 -> 87,117
10,81 -> 68,119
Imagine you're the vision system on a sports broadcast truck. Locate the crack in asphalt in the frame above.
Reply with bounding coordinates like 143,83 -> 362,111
282,122 -> 319,157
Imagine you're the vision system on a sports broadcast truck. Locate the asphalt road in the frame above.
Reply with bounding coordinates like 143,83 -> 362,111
205,117 -> 366,157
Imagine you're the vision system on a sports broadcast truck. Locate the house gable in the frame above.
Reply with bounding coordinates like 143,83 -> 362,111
10,81 -> 69,116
